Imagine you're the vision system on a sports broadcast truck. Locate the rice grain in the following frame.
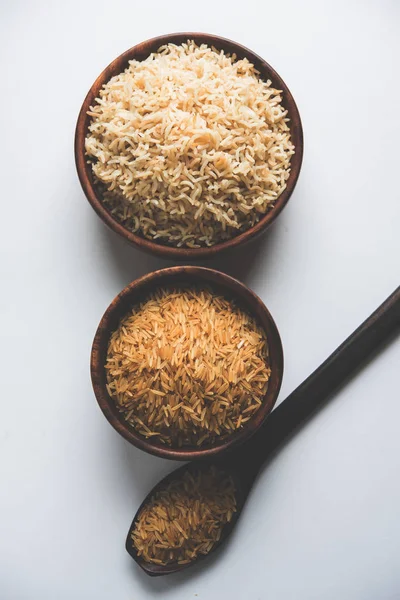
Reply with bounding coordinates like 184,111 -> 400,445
105,287 -> 270,446
132,466 -> 236,565
86,41 -> 295,248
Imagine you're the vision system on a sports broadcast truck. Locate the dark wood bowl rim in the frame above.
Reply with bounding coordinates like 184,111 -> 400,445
90,266 -> 284,460
75,32 -> 304,259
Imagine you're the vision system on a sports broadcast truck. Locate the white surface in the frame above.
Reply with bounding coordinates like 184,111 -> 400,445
1,1 -> 399,598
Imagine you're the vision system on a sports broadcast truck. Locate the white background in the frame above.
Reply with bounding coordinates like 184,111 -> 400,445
1,1 -> 399,598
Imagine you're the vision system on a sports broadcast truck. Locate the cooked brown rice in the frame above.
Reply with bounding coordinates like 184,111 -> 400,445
132,466 -> 236,565
85,41 -> 295,248
105,287 -> 270,447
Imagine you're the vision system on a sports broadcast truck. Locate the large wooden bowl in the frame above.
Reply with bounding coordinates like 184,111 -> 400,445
90,266 -> 284,460
75,33 -> 304,259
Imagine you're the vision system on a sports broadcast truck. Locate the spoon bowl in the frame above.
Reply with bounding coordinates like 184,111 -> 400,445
125,461 -> 247,577
126,287 -> 400,576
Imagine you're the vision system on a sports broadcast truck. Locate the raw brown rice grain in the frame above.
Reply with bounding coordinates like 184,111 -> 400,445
105,287 -> 270,447
132,466 -> 236,565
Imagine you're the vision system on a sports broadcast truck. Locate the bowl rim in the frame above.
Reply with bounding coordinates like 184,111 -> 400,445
90,266 -> 284,460
75,32 -> 304,259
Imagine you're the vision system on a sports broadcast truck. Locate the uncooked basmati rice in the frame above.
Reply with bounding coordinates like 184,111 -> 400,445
105,287 -> 270,447
132,466 -> 236,565
85,41 -> 295,248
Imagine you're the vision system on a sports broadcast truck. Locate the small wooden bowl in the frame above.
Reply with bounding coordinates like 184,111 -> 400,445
75,32 -> 304,260
91,266 -> 284,460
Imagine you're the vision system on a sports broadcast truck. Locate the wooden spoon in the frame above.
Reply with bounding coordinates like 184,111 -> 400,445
126,286 -> 400,576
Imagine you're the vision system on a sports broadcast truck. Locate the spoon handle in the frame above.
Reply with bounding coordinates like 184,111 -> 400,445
246,286 -> 400,465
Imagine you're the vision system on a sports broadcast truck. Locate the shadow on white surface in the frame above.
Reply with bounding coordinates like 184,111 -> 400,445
97,216 -> 283,291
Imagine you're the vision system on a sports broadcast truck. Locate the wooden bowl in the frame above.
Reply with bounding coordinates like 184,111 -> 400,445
75,33 -> 304,260
90,266 -> 284,460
